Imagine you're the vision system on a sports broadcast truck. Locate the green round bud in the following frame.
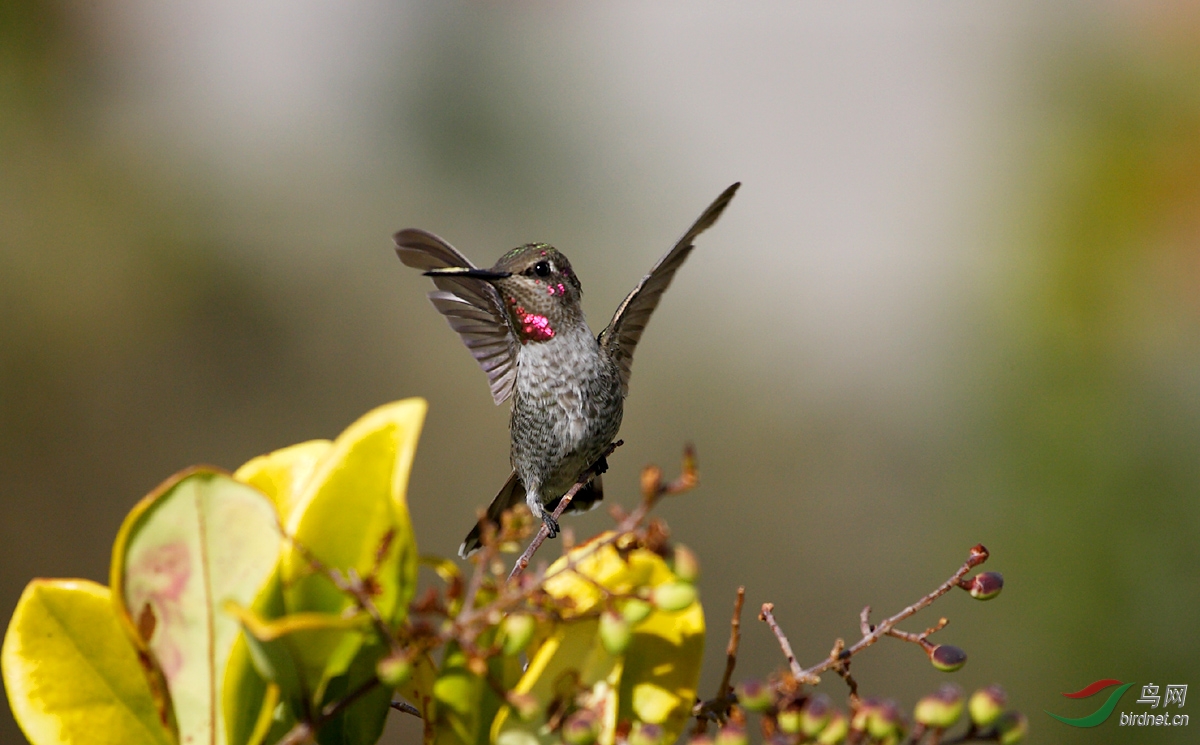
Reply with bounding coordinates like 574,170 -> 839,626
432,671 -> 474,716
777,708 -> 803,735
967,572 -> 1004,600
507,692 -> 540,721
501,613 -> 537,656
929,644 -> 967,672
850,699 -> 876,733
714,724 -> 747,745
599,610 -> 633,655
671,545 -> 700,583
735,679 -> 773,713
866,699 -> 903,740
816,709 -> 849,745
562,710 -> 599,745
800,694 -> 832,736
996,711 -> 1028,745
967,685 -> 1007,727
914,684 -> 964,729
621,598 -> 654,626
375,653 -> 413,688
630,722 -> 665,745
652,582 -> 697,612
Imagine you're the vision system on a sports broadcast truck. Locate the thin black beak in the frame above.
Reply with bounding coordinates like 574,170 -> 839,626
423,267 -> 512,280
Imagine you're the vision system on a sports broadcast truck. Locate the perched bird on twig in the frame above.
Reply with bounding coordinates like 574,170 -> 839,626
395,183 -> 740,557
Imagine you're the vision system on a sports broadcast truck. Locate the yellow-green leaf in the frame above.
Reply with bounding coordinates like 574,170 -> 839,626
225,398 -> 425,740
619,600 -> 704,732
2,579 -> 175,745
431,643 -> 495,745
111,469 -> 283,745
279,398 -> 425,627
234,439 -> 332,525
492,619 -> 622,745
493,536 -> 705,745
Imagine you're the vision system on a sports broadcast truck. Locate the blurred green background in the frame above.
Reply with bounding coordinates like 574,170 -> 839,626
3,2 -> 1199,743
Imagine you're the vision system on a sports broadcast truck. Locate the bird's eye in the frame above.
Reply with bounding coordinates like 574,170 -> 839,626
533,261 -> 552,277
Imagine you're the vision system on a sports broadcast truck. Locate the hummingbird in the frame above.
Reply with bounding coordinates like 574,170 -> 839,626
395,182 -> 739,557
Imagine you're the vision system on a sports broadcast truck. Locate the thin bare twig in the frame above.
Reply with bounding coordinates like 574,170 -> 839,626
691,586 -> 746,733
798,544 -> 989,681
759,603 -> 815,684
507,475 -> 591,582
885,616 -> 949,651
831,659 -> 859,702
462,533 -> 498,613
720,587 -> 746,702
390,700 -> 422,717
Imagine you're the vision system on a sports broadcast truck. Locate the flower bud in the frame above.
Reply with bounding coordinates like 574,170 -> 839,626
776,708 -> 802,735
501,613 -> 536,656
671,545 -> 700,583
816,709 -> 849,745
967,685 -> 1007,727
375,653 -> 412,688
929,644 -> 967,672
735,679 -> 773,713
599,610 -> 632,655
995,711 -> 1028,745
562,710 -> 599,745
800,693 -> 832,736
652,582 -> 697,612
507,692 -> 540,721
641,465 -> 663,497
466,655 -> 488,677
621,598 -> 654,626
714,724 -> 747,745
630,722 -> 665,745
866,699 -> 903,740
914,684 -> 964,729
967,572 -> 1004,600
850,699 -> 876,733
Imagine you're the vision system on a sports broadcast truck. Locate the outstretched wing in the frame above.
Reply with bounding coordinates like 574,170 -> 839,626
598,182 -> 740,395
394,228 -> 518,404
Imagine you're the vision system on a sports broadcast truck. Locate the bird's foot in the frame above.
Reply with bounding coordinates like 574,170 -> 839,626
541,512 -> 560,539
592,455 -> 610,476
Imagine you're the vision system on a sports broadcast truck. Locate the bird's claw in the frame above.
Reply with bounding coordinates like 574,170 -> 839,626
542,513 -> 560,539
592,455 -> 610,475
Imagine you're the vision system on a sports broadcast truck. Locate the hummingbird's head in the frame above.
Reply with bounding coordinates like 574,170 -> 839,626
425,243 -> 584,343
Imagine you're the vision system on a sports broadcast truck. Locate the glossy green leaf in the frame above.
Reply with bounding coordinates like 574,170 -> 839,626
111,469 -> 283,745
314,641 -> 394,745
222,635 -> 290,745
2,579 -> 175,745
224,602 -> 368,704
222,573 -> 292,745
431,643 -> 494,745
